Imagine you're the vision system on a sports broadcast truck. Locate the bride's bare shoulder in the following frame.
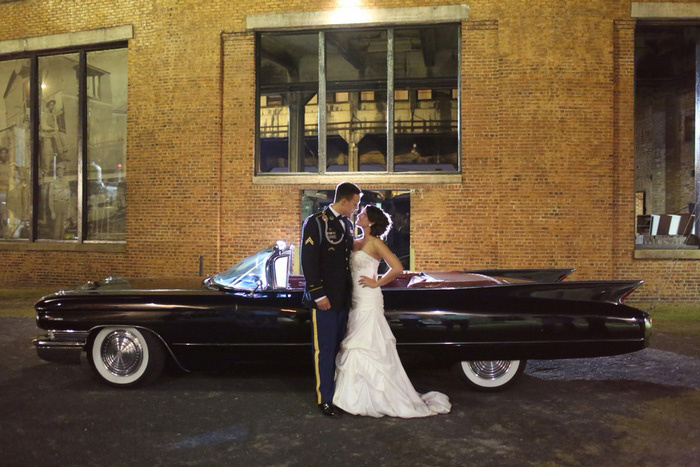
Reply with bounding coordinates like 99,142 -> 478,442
367,235 -> 385,247
364,235 -> 385,253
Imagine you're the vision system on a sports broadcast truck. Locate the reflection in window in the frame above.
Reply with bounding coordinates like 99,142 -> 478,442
258,32 -> 319,173
256,25 -> 459,174
327,28 -> 387,172
634,25 -> 699,249
393,27 -> 459,172
0,44 -> 127,243
87,69 -> 101,99
87,49 -> 127,241
38,54 -> 79,240
0,59 -> 32,239
326,87 -> 388,172
259,92 -> 319,173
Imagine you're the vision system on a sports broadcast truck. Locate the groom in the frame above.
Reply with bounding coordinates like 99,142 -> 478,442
301,182 -> 361,416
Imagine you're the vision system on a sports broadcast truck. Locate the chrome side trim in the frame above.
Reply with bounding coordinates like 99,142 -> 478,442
170,337 -> 646,347
33,338 -> 85,349
172,342 -> 311,347
392,338 -> 646,346
47,330 -> 90,342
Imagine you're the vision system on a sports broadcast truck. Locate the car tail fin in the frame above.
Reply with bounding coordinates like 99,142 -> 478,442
617,281 -> 644,304
510,280 -> 644,304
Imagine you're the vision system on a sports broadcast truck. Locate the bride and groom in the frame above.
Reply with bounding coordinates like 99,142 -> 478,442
301,182 -> 451,418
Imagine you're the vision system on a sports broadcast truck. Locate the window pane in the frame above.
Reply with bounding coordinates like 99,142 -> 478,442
0,59 -> 32,239
327,29 -> 387,82
256,26 -> 460,175
394,88 -> 458,172
326,90 -> 387,172
634,25 -> 698,249
259,91 -> 319,172
326,30 -> 387,172
394,26 -> 459,80
259,33 -> 318,86
258,33 -> 319,172
87,49 -> 127,241
38,54 -> 79,240
393,26 -> 458,172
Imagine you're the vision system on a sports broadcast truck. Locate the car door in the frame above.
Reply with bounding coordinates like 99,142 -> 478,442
231,290 -> 311,344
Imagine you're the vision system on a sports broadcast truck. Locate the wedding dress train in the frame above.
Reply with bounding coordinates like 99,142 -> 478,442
333,250 -> 451,418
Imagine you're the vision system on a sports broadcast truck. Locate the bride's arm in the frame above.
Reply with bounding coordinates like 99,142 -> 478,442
359,239 -> 404,288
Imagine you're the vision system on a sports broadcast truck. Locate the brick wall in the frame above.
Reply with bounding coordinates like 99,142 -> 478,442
1,0 -> 699,301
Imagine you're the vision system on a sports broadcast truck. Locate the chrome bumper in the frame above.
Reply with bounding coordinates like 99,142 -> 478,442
33,330 -> 89,364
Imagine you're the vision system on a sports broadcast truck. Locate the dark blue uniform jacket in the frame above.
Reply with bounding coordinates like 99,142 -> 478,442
301,207 -> 353,310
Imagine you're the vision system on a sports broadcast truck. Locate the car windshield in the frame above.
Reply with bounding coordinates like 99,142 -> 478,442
211,247 -> 272,290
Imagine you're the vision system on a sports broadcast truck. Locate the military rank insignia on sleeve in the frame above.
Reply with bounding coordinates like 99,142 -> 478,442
305,237 -> 314,245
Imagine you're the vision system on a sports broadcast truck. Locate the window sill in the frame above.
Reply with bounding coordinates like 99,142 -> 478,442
253,172 -> 462,185
634,248 -> 700,259
0,241 -> 126,253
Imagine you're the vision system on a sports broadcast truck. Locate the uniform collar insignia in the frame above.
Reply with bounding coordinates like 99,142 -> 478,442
327,205 -> 342,221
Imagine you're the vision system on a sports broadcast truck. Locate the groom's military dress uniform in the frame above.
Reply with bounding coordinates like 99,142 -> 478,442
301,206 -> 353,405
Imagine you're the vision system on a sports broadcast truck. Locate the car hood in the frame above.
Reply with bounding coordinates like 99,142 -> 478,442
71,276 -> 208,292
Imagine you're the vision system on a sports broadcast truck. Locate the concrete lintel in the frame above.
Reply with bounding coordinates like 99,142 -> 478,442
0,25 -> 133,55
247,5 -> 469,30
632,2 -> 700,19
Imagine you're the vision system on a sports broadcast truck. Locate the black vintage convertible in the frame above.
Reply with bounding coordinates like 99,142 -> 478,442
33,242 -> 651,391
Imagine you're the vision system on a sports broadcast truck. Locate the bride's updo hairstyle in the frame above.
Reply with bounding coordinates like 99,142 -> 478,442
365,205 -> 393,240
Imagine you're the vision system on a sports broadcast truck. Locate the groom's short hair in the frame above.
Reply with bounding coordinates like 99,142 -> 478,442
334,182 -> 362,202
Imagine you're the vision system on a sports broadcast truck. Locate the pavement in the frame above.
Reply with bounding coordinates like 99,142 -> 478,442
1,317 -> 699,466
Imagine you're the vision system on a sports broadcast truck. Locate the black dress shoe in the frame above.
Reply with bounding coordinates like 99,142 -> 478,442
319,403 -> 340,416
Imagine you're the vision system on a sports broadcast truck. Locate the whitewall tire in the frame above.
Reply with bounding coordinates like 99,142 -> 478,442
88,327 -> 165,388
454,360 -> 526,391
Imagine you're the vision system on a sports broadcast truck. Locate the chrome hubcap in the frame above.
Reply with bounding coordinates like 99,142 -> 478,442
468,360 -> 512,380
100,330 -> 143,376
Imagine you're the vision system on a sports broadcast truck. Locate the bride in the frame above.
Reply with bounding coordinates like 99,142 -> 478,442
333,205 -> 451,418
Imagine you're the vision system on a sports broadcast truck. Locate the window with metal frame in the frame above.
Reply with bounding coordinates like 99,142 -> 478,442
634,24 -> 699,253
256,25 -> 460,175
0,43 -> 127,243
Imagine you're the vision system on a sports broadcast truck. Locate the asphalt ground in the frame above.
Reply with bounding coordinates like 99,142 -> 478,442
1,317 -> 699,466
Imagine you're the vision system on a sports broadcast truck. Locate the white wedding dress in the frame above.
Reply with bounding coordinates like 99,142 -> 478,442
333,250 -> 451,418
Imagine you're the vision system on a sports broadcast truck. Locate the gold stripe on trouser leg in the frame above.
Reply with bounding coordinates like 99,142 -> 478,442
312,308 -> 322,404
